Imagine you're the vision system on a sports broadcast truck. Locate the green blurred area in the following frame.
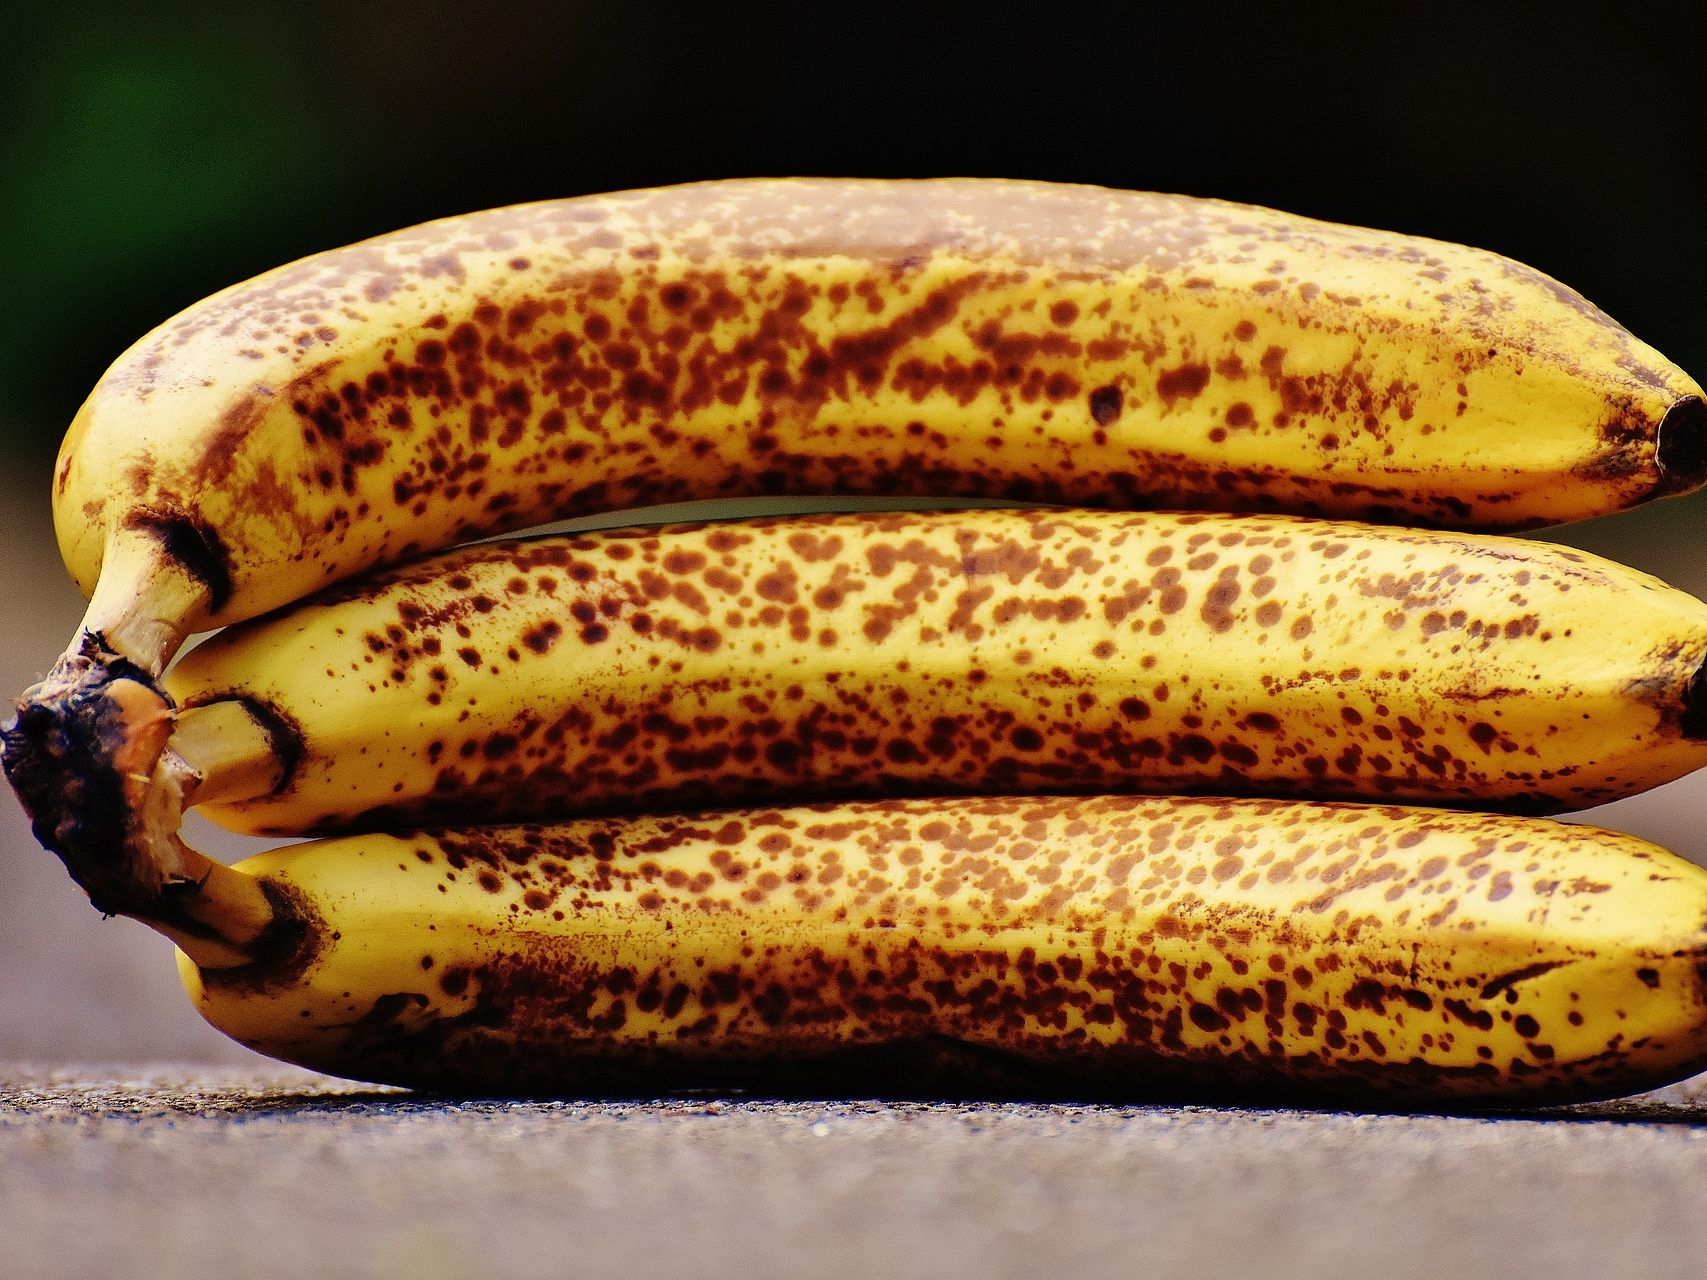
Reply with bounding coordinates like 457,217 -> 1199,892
2,21 -> 317,443
2,1 -> 1706,478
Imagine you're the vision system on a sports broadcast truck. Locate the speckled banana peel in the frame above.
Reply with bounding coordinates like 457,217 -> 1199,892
164,794 -> 1707,1106
150,506 -> 1707,835
45,177 -> 1707,679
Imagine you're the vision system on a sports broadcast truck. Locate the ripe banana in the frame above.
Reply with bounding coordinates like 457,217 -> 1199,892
137,506 -> 1707,840
50,177 -> 1707,676
161,794 -> 1707,1105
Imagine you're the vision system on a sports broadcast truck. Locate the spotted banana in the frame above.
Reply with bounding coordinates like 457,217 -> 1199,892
144,794 -> 1707,1105
43,507 -> 1688,862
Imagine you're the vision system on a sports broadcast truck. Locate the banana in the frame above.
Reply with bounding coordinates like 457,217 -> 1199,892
158,794 -> 1707,1105
49,177 -> 1707,676
128,506 -> 1707,841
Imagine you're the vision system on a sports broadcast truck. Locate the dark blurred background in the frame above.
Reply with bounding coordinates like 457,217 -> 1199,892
3,1 -> 1707,1063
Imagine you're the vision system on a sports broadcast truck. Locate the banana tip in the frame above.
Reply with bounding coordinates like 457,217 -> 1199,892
1656,395 -> 1707,497
1682,655 -> 1707,741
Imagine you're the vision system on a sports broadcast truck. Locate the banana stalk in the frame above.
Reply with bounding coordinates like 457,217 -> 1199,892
156,794 -> 1707,1105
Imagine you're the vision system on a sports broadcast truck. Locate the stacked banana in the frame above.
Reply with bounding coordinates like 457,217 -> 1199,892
10,177 -> 1707,1106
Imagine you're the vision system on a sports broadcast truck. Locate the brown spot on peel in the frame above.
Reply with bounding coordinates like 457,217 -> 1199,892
1089,385 -> 1122,425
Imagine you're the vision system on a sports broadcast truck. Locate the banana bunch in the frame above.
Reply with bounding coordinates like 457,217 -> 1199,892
10,177 -> 1707,1107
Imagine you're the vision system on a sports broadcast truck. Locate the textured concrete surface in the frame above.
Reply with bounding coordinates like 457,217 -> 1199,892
6,1063 -> 1707,1280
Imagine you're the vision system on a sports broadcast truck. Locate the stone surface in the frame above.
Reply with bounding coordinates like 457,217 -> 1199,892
4,1062 -> 1707,1280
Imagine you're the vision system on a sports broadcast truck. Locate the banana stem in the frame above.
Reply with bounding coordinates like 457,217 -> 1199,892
1,510 -> 297,965
79,523 -> 214,678
131,802 -> 286,969
1,501 -> 296,966
1,646 -> 287,970
170,700 -> 291,807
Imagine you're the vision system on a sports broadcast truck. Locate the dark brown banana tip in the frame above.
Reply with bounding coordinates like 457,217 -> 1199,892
1683,656 -> 1707,740
1,637 -> 174,915
1657,395 -> 1707,496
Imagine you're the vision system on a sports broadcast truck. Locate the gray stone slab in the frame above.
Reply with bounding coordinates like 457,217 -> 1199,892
4,1063 -> 1705,1280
